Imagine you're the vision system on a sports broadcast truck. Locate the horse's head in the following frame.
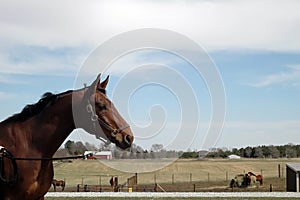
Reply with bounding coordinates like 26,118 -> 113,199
81,74 -> 134,150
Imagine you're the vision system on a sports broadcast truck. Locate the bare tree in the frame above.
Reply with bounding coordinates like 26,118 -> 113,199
286,146 -> 297,158
85,142 -> 98,151
99,143 -> 112,151
253,147 -> 264,158
151,144 -> 164,152
268,145 -> 280,158
244,147 -> 253,158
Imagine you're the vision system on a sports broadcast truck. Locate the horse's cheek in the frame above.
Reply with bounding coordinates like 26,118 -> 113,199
26,181 -> 38,196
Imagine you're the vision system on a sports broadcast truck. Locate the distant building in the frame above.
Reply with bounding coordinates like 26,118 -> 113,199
286,162 -> 300,192
228,154 -> 241,159
84,151 -> 112,160
95,151 -> 112,160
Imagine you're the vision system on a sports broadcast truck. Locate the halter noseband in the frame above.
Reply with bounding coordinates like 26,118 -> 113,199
85,90 -> 130,145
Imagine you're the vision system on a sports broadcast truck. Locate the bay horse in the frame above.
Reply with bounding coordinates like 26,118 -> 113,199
52,179 -> 65,192
0,74 -> 134,200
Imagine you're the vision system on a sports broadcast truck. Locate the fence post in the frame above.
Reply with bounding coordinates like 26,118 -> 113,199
226,171 -> 228,182
114,177 -> 118,192
135,173 -> 138,185
208,173 -> 210,183
193,184 -> 196,192
190,173 -> 192,184
278,164 -> 281,178
172,174 -> 174,184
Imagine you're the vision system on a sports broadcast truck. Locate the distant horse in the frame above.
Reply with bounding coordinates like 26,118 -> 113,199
52,179 -> 65,191
230,174 -> 245,187
256,175 -> 263,185
230,173 -> 256,188
0,74 -> 134,200
248,172 -> 263,185
110,176 -> 114,187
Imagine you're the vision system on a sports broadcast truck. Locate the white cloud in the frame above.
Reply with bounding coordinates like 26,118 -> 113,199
0,46 -> 86,75
0,91 -> 13,99
0,92 -> 6,99
250,65 -> 300,87
225,120 -> 300,130
218,120 -> 300,148
0,0 -> 300,52
1,0 -> 300,76
0,74 -> 25,84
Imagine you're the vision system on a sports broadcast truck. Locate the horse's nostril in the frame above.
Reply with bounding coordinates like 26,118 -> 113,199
124,135 -> 132,145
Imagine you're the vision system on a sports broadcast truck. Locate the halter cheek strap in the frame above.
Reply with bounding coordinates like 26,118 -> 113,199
84,84 -> 130,145
86,100 -> 130,145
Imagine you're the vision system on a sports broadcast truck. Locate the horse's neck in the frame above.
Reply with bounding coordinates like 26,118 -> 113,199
31,90 -> 85,156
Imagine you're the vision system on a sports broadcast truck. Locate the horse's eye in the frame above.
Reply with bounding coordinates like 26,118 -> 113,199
98,104 -> 106,111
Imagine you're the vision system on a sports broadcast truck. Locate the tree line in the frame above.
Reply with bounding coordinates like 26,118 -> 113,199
55,140 -> 300,159
56,140 -> 180,159
206,143 -> 300,159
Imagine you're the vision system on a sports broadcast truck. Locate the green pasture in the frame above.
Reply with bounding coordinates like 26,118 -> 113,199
48,155 -> 299,199
52,158 -> 300,192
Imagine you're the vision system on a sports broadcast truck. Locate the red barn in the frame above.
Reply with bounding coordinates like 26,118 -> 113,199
84,151 -> 112,160
94,151 -> 112,160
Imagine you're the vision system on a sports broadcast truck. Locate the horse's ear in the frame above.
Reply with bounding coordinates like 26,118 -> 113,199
86,73 -> 101,96
100,75 -> 109,89
92,73 -> 101,90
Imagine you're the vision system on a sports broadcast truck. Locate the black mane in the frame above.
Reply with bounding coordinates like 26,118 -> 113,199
2,90 -> 72,123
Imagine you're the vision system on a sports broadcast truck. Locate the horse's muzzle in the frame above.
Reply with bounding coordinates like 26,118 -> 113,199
116,134 -> 133,150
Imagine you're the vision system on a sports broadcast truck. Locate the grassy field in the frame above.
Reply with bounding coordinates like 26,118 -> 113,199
51,158 -> 300,193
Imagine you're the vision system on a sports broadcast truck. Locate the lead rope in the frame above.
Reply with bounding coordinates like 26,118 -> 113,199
0,145 -> 93,186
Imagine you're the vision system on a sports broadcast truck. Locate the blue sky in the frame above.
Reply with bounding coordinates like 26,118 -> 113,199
1,0 -> 300,151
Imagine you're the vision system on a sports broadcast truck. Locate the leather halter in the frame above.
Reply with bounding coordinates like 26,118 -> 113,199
85,88 -> 130,145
